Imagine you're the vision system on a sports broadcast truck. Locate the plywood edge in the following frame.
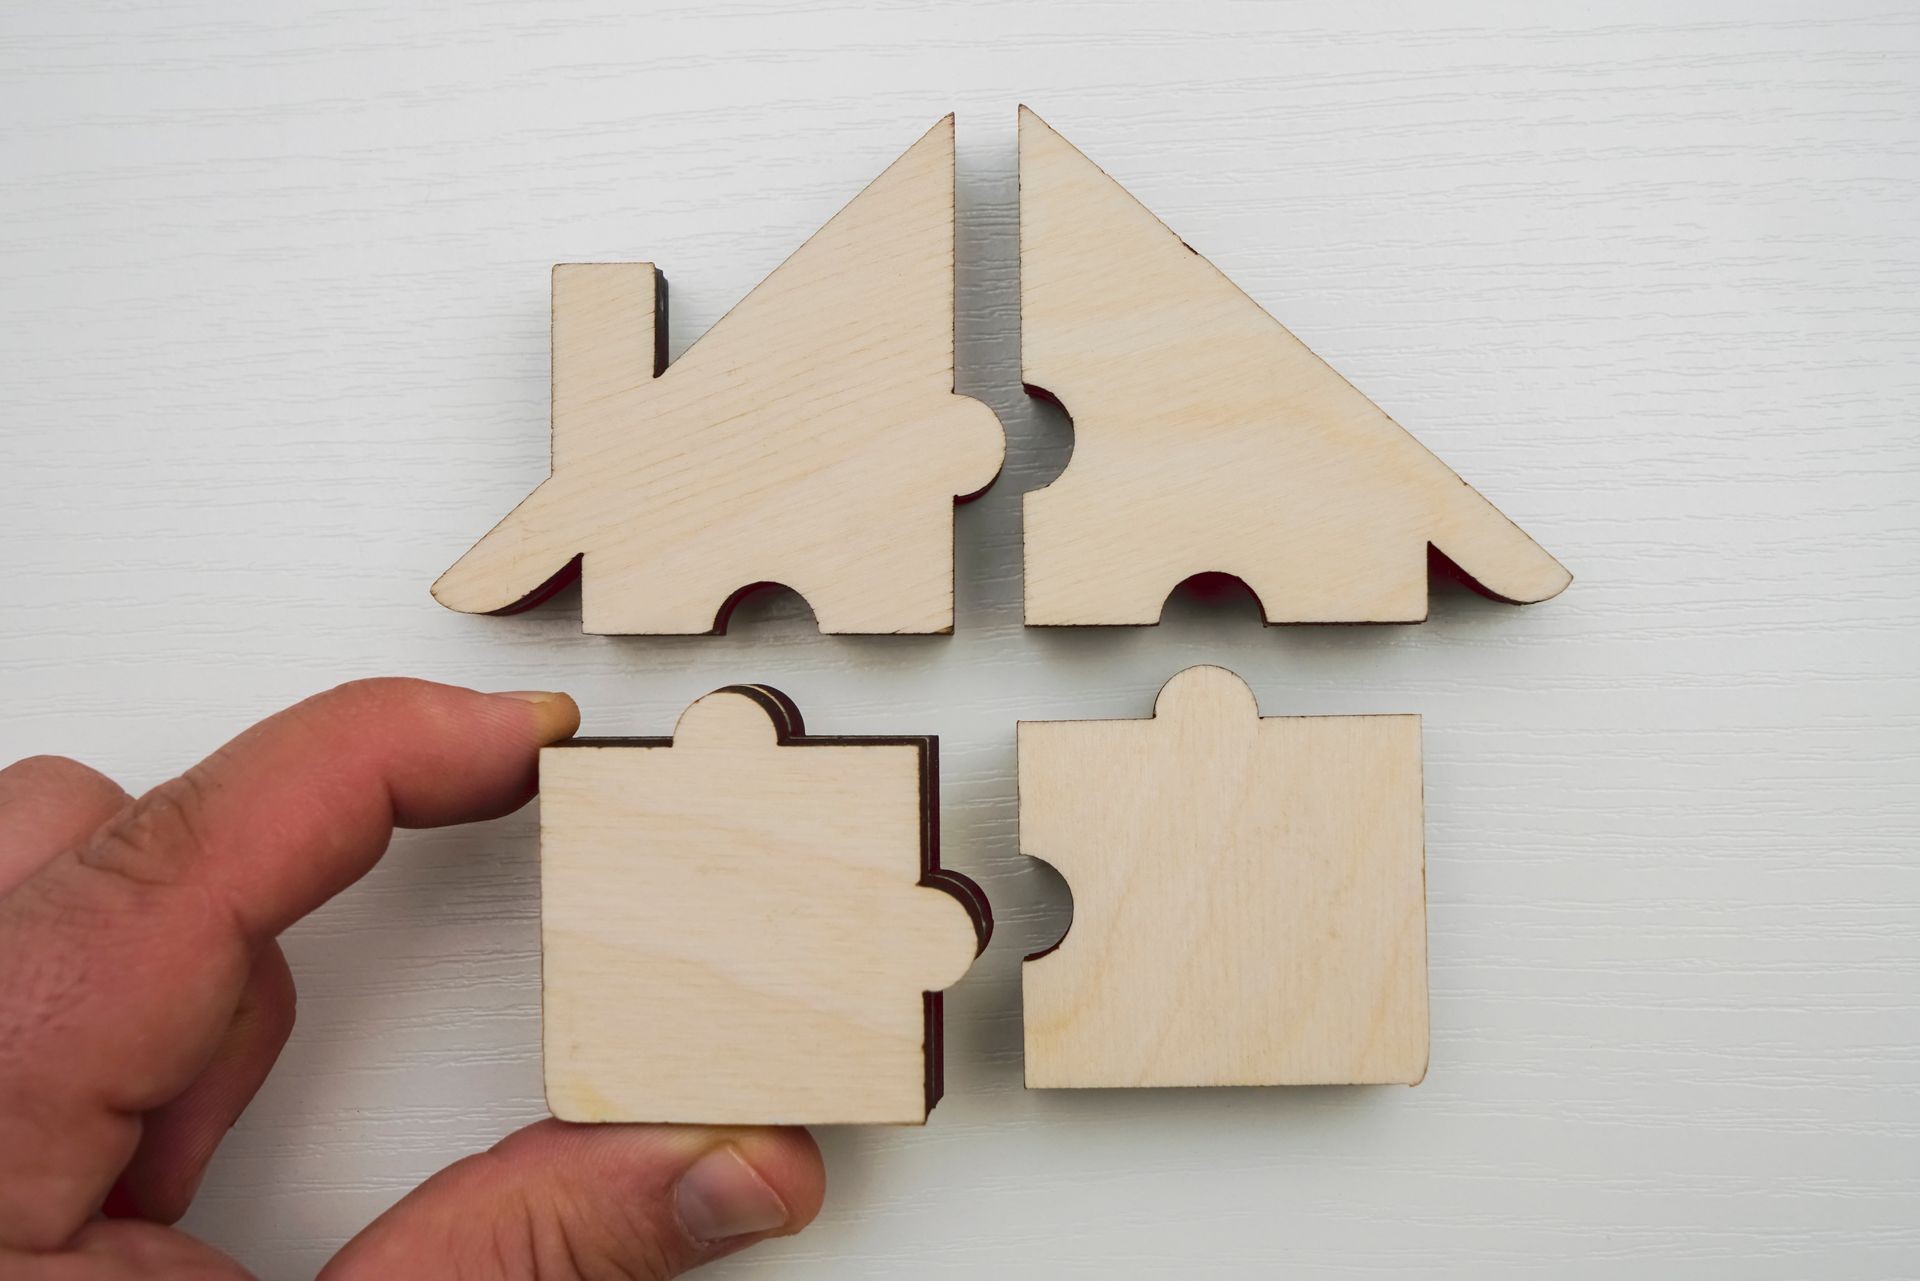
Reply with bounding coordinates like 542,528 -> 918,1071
541,683 -> 990,1123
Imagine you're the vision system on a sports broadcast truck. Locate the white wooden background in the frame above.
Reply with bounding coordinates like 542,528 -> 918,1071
5,3 -> 1917,1277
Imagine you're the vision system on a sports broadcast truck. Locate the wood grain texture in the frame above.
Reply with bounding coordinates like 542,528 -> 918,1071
433,116 -> 1004,634
4,4 -> 1917,1278
541,686 -> 988,1124
1021,666 -> 1427,1087
1021,107 -> 1569,624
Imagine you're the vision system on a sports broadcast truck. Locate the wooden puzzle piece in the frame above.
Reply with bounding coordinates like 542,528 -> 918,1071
1019,107 -> 1572,625
434,116 -> 1004,634
1020,666 -> 1428,1087
541,686 -> 990,1124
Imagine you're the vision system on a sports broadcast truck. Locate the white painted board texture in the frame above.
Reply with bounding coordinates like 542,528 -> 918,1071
3,3 -> 1917,1277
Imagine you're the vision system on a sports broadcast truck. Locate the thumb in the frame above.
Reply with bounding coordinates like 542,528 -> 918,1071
319,1121 -> 824,1280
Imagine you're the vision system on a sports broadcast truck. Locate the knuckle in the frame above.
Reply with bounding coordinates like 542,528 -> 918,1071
500,1166 -> 676,1281
0,753 -> 121,802
82,770 -> 218,887
298,677 -> 459,742
541,1204 -> 671,1281
321,676 -> 397,706
320,676 -> 439,715
246,949 -> 300,1047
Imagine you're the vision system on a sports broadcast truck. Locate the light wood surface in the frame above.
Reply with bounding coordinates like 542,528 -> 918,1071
434,115 -> 1005,634
1019,107 -> 1572,625
540,686 -> 990,1124
1021,666 -> 1428,1087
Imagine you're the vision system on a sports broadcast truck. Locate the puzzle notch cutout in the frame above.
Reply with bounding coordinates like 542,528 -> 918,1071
541,686 -> 991,1124
1020,665 -> 1429,1088
434,115 -> 1004,634
1019,106 -> 1572,625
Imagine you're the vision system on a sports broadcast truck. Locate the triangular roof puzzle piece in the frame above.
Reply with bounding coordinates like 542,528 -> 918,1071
1019,107 -> 1571,625
434,117 -> 1004,634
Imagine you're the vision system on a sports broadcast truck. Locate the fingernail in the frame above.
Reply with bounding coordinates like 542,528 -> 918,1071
675,1144 -> 790,1244
493,690 -> 581,743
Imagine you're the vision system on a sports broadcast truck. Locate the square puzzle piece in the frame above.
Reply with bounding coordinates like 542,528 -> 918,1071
1020,666 -> 1428,1087
541,686 -> 990,1124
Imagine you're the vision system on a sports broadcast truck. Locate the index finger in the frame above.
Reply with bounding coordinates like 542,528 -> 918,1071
79,679 -> 578,940
0,678 -> 578,1250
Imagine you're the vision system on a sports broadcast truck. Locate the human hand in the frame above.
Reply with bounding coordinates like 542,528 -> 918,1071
0,679 -> 825,1279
